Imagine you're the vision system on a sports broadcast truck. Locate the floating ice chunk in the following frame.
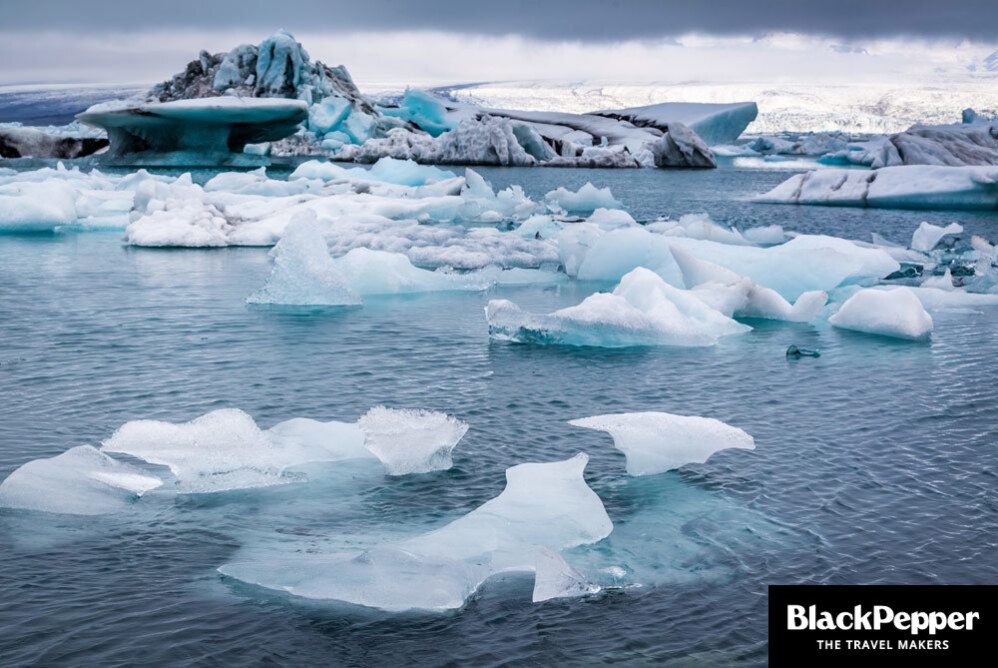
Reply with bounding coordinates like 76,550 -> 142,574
742,224 -> 786,245
101,409 -> 293,492
289,157 -> 456,186
402,453 -> 612,565
246,214 -> 360,306
101,405 -> 469,492
670,246 -> 827,322
0,181 -> 78,232
221,454 -> 612,611
569,412 -> 755,476
358,406 -> 468,475
910,221 -> 963,252
829,287 -> 934,340
532,548 -> 601,603
0,446 -> 162,515
486,267 -> 749,348
544,183 -> 623,215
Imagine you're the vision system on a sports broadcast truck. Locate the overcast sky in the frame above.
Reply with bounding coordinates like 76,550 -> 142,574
1,1 -> 997,85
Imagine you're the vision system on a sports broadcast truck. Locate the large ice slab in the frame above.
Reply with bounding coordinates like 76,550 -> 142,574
829,287 -> 934,340
220,453 -> 612,611
486,267 -> 750,348
757,165 -> 998,211
569,412 -> 755,475
0,445 -> 161,515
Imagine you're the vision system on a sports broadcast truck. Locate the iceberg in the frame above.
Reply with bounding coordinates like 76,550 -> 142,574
828,287 -> 934,340
757,165 -> 998,211
568,412 -> 755,476
220,453 -> 612,611
0,445 -> 162,515
486,267 -> 750,348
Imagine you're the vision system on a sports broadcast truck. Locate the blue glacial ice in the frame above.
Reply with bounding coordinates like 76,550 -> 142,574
568,412 -> 755,476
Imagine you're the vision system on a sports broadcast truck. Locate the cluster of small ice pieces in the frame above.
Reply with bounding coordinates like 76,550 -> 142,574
5,157 -> 998,341
0,402 -> 761,611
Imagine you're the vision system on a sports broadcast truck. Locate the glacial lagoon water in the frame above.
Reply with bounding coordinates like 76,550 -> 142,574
1,161 -> 997,666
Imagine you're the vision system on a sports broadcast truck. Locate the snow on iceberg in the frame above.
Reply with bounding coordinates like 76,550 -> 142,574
828,287 -> 934,340
220,453 -> 612,611
569,412 -> 755,476
0,445 -> 161,515
486,267 -> 750,348
757,165 -> 998,211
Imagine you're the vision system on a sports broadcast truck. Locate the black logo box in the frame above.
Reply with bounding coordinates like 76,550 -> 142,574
769,585 -> 996,668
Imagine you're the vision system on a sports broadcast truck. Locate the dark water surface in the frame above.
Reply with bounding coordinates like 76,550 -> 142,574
1,162 -> 996,666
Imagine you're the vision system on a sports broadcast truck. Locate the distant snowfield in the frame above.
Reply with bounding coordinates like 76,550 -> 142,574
363,80 -> 998,135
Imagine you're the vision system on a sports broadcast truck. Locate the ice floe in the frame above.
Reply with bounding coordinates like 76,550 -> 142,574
569,412 -> 755,476
220,453 -> 612,611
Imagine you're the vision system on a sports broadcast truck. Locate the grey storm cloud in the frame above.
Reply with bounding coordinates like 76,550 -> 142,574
2,0 -> 998,40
